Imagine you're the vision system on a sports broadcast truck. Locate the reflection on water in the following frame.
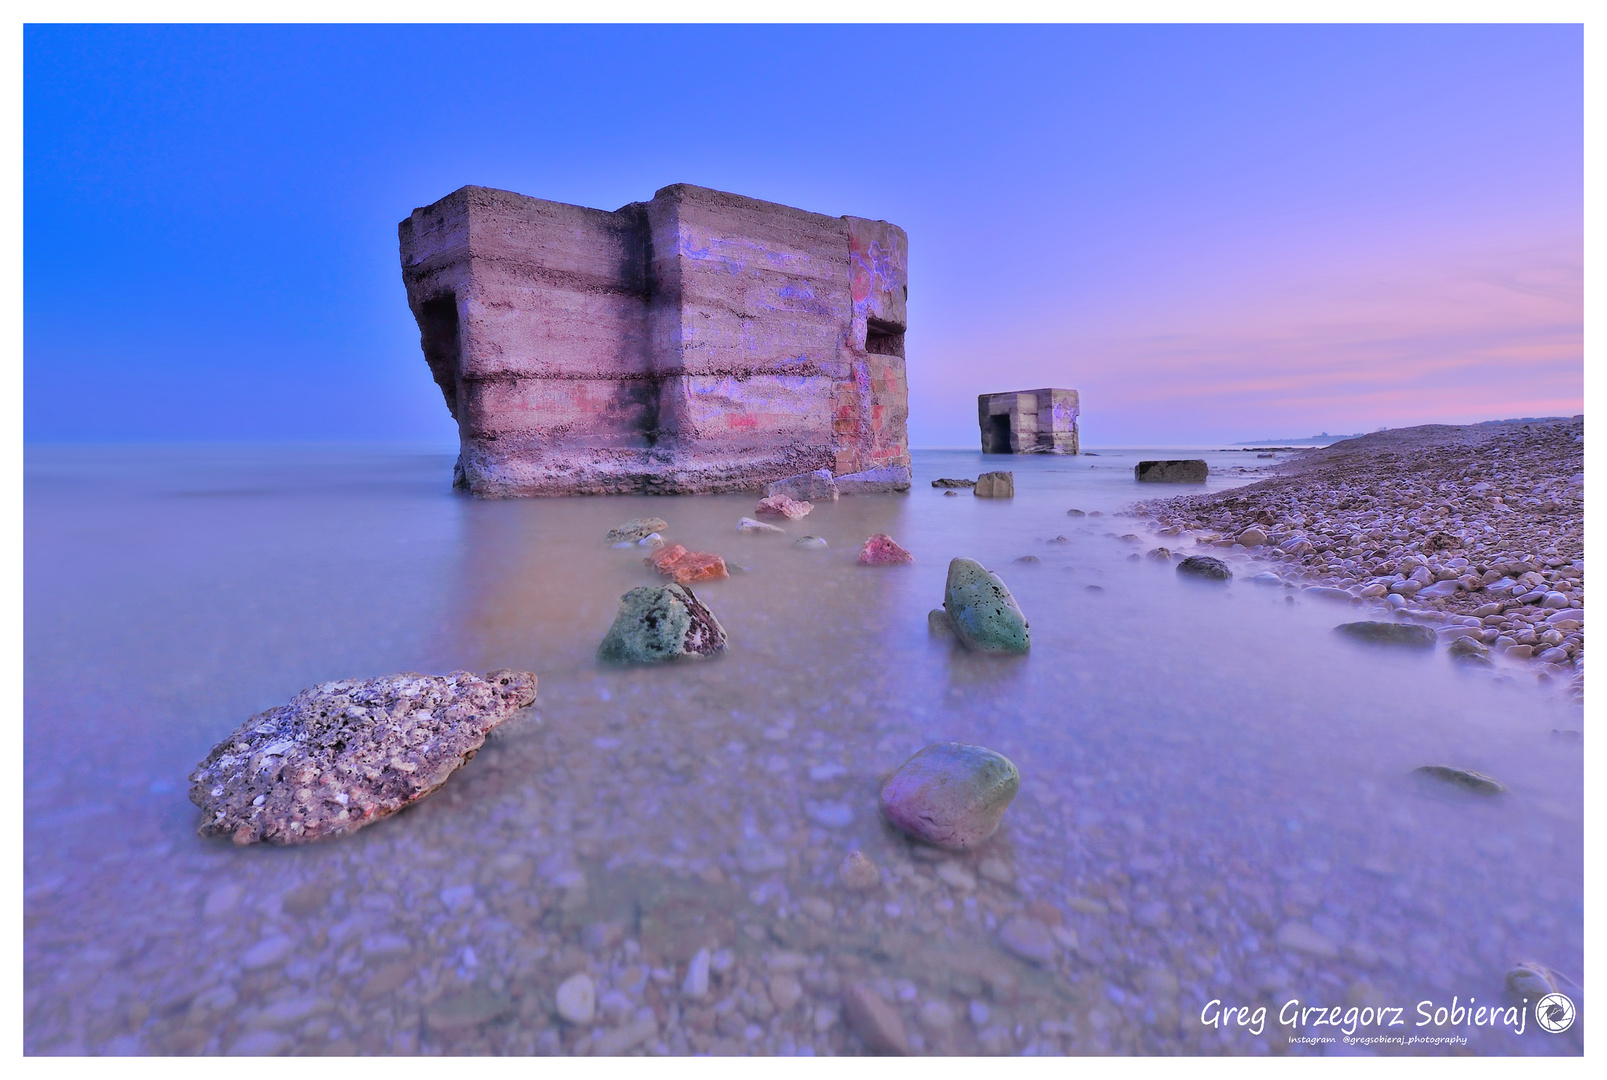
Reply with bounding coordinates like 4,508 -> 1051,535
24,446 -> 1583,1056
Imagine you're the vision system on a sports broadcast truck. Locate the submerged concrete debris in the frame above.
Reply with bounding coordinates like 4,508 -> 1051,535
189,670 -> 538,846
1136,460 -> 1208,483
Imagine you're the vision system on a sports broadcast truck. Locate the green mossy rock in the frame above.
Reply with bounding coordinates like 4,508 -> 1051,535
943,558 -> 1029,653
597,585 -> 727,663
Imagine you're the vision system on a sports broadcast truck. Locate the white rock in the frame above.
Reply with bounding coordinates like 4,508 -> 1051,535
737,517 -> 786,536
556,972 -> 597,1024
682,948 -> 710,998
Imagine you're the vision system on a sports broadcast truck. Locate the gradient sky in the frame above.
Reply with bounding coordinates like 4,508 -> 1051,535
24,23 -> 1582,447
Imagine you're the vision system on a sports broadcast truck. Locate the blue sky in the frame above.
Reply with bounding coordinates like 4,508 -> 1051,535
24,23 -> 1582,447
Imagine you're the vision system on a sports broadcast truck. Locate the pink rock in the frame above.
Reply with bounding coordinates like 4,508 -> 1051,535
857,534 -> 913,565
646,544 -> 729,584
755,495 -> 812,520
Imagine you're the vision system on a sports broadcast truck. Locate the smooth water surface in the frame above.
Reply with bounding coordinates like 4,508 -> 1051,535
24,446 -> 1584,1056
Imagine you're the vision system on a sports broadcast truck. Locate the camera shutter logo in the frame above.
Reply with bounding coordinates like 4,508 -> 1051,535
1535,993 -> 1575,1034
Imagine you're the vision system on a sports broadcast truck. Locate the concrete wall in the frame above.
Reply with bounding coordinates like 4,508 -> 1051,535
400,184 -> 910,496
978,388 -> 1079,454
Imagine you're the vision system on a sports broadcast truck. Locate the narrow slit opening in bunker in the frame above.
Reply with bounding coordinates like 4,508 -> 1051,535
419,295 -> 462,418
987,414 -> 1013,453
865,318 -> 905,357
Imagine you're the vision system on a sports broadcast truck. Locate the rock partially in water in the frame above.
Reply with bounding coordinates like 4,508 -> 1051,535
737,516 -> 786,536
974,471 -> 1014,498
838,851 -> 881,890
755,495 -> 813,520
843,983 -> 909,1055
879,742 -> 1020,851
1304,585 -> 1354,602
836,464 -> 912,494
1146,547 -> 1172,561
927,608 -> 956,638
943,558 -> 1030,653
932,477 -> 975,488
188,669 -> 537,846
646,543 -> 729,584
858,534 -> 914,565
1014,555 -> 1040,564
766,468 -> 838,502
1048,535 -> 1071,544
1414,765 -> 1505,794
1250,572 -> 1283,586
1135,459 -> 1208,483
1335,621 -> 1436,649
1177,555 -> 1231,581
605,517 -> 668,543
1447,636 -> 1492,664
597,585 -> 727,663
794,535 -> 829,551
1066,508 -> 1085,516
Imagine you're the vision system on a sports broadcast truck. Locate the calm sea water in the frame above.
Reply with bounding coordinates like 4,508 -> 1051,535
24,445 -> 1583,1056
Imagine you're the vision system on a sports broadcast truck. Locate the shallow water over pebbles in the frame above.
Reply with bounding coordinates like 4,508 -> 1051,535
24,446 -> 1583,1056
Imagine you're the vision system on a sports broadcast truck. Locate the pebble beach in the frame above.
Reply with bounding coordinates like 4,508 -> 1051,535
1136,418 -> 1585,698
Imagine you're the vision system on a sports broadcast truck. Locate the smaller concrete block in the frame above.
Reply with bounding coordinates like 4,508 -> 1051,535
1135,460 -> 1208,483
765,469 -> 839,502
974,471 -> 1015,498
836,464 -> 912,494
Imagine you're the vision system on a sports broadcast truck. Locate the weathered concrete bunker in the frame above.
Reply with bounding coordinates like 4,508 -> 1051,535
400,184 -> 911,496
978,389 -> 1079,454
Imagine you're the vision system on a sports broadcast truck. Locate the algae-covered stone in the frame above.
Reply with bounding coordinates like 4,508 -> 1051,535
943,558 -> 1029,653
879,742 -> 1021,850
597,585 -> 727,663
1335,621 -> 1436,649
1177,555 -> 1231,581
605,518 -> 668,543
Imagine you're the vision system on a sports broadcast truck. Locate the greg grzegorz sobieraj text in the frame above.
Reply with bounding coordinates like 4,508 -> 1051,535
1201,995 -> 1553,1038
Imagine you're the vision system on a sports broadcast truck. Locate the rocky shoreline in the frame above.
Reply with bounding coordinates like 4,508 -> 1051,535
1134,418 -> 1584,696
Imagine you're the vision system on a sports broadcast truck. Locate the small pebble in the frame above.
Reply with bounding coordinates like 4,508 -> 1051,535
556,972 -> 596,1024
